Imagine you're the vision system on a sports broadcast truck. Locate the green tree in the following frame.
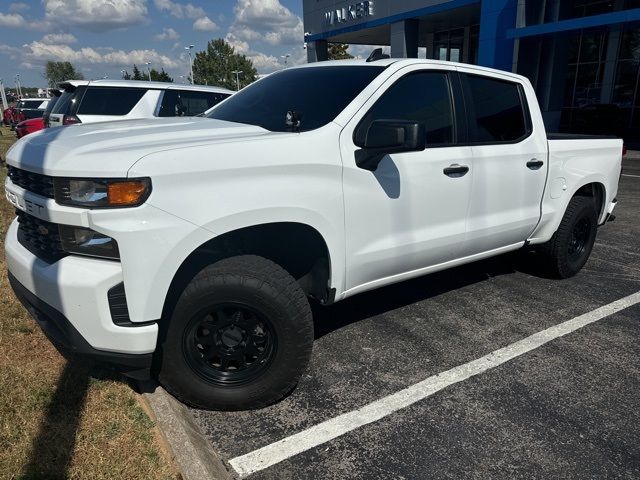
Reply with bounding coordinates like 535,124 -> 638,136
122,66 -> 173,82
149,68 -> 173,82
192,39 -> 258,90
131,64 -> 145,81
328,43 -> 353,60
44,61 -> 84,88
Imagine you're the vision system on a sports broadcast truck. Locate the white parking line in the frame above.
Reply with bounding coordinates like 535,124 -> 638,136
229,291 -> 640,478
622,173 -> 640,177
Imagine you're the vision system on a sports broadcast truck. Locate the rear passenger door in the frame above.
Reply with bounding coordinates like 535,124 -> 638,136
458,70 -> 548,256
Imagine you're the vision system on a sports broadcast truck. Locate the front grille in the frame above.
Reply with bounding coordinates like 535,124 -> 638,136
16,211 -> 66,263
8,166 -> 55,199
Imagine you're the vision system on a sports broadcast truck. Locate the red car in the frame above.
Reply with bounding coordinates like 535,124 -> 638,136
15,117 -> 44,138
14,92 -> 60,138
2,106 -> 17,126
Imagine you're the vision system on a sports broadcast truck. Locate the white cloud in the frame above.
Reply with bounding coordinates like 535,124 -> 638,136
41,33 -> 77,45
349,44 -> 390,59
231,0 -> 303,46
0,12 -> 25,28
247,52 -> 281,72
154,27 -> 180,41
19,61 -> 38,70
221,0 -> 306,75
43,0 -> 147,32
9,3 -> 30,12
154,0 -> 206,19
21,41 -> 179,69
225,33 -> 250,54
0,44 -> 21,59
193,17 -> 218,32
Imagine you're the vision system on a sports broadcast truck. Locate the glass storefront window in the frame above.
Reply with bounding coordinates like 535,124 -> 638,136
523,0 -> 638,26
564,29 -> 608,109
431,27 -> 478,64
612,26 -> 640,139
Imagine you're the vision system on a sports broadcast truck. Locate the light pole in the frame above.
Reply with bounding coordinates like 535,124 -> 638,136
281,54 -> 291,66
232,70 -> 242,91
145,62 -> 152,81
0,78 -> 8,120
15,74 -> 22,98
185,45 -> 195,84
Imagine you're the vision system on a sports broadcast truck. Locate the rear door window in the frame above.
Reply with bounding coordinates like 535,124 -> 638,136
52,86 -> 86,115
77,87 -> 146,116
462,74 -> 530,143
157,90 -> 230,117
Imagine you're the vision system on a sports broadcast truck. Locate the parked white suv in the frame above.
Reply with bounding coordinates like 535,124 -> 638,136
5,59 -> 622,410
48,79 -> 233,127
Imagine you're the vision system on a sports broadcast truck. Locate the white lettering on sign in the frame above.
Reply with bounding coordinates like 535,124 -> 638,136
324,1 -> 374,26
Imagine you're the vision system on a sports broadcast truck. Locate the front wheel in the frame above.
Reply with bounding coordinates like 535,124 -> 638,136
538,196 -> 598,278
157,255 -> 314,410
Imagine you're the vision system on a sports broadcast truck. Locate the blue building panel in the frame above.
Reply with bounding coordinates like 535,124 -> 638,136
508,8 -> 640,39
477,0 -> 518,71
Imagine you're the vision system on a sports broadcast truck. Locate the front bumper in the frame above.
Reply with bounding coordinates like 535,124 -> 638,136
5,219 -> 158,355
9,272 -> 153,379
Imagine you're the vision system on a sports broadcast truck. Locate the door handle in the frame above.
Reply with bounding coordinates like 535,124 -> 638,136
526,159 -> 544,170
443,164 -> 469,178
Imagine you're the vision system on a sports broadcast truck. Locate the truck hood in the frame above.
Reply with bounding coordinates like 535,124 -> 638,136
6,117 -> 272,177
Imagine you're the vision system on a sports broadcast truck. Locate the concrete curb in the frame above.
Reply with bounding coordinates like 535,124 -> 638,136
140,383 -> 233,480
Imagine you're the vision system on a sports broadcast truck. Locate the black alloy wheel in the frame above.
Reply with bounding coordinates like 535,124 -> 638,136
183,303 -> 276,386
567,217 -> 591,261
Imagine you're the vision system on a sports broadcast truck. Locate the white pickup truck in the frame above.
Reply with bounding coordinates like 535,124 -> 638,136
5,59 -> 622,410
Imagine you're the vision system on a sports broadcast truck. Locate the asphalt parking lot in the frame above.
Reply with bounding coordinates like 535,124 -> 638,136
189,158 -> 640,479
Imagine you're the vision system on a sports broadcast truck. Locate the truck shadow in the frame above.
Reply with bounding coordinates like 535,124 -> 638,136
19,361 -> 123,478
313,251 -> 549,339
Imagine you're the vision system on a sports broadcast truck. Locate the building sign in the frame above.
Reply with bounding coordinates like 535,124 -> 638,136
324,1 -> 374,26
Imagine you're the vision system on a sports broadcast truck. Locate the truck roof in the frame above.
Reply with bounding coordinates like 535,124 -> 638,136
294,58 -> 528,83
58,79 -> 234,94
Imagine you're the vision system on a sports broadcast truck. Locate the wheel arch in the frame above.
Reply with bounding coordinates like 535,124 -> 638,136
160,221 -> 334,325
573,181 -> 606,220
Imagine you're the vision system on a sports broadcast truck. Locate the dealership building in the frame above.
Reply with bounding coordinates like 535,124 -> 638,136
303,0 -> 640,145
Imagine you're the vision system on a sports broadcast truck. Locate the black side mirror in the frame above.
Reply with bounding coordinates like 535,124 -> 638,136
355,119 -> 426,171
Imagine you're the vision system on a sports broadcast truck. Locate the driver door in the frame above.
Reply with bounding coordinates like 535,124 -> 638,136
340,67 -> 474,293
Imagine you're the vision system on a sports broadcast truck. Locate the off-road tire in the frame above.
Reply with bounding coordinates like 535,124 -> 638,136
157,255 -> 314,410
538,196 -> 598,278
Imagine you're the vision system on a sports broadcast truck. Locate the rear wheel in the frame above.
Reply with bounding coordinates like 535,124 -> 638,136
538,196 -> 598,278
157,255 -> 314,410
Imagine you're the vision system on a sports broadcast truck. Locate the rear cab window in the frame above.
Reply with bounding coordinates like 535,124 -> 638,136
461,73 -> 531,143
76,87 -> 147,116
157,90 -> 231,117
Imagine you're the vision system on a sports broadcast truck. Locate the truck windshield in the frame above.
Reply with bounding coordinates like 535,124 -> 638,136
207,66 -> 385,132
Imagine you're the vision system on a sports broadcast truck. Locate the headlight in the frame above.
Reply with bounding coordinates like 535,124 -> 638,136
54,178 -> 151,208
59,225 -> 120,259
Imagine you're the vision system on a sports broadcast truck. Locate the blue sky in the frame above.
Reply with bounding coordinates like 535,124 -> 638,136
0,0 -> 307,87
